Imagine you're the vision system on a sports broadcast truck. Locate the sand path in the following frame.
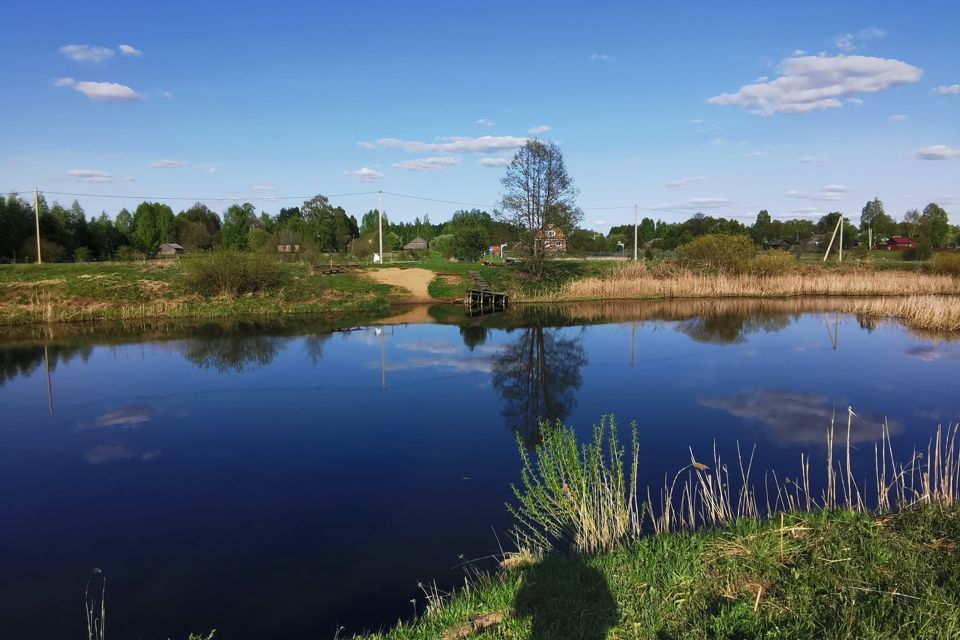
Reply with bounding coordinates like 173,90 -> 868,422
366,267 -> 435,301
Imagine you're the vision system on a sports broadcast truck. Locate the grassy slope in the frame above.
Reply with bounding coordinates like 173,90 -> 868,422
0,261 -> 394,323
359,506 -> 960,639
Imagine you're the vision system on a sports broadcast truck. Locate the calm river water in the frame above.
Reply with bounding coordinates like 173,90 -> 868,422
1,300 -> 958,638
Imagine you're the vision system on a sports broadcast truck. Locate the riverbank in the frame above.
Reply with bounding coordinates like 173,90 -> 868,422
2,259 -> 960,331
357,505 -> 960,639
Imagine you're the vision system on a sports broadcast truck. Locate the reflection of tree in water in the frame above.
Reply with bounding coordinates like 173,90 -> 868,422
675,311 -> 792,344
182,332 -> 285,373
491,325 -> 586,447
304,334 -> 331,366
459,325 -> 489,351
0,344 -> 92,386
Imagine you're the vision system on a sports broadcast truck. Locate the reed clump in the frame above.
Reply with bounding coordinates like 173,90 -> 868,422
854,295 -> 960,331
528,262 -> 960,302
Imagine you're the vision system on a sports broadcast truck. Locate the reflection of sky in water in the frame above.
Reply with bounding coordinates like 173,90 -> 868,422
0,312 -> 959,639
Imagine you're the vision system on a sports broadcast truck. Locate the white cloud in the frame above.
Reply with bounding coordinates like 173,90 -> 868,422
345,167 -> 384,182
208,167 -> 220,174
589,53 -> 613,61
798,155 -> 829,165
847,97 -> 864,106
356,141 -> 377,149
118,44 -> 142,57
709,54 -> 922,115
66,168 -> 113,183
933,84 -> 960,95
889,114 -> 910,121
159,90 -> 174,99
59,44 -> 114,63
374,135 -> 526,154
912,145 -> 960,160
833,27 -> 886,52
834,33 -> 856,52
655,197 -> 734,211
252,184 -> 276,192
479,156 -> 512,168
528,124 -> 551,135
690,118 -> 704,124
785,184 -> 854,201
476,118 -> 493,127
55,78 -> 143,102
150,159 -> 187,168
750,150 -> 767,157
123,176 -> 136,182
393,156 -> 461,172
664,176 -> 707,190
792,49 -> 807,56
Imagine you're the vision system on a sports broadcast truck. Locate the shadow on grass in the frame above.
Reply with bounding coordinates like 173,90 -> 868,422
514,554 -> 618,640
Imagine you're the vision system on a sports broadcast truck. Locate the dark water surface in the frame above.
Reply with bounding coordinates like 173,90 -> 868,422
1,300 -> 959,638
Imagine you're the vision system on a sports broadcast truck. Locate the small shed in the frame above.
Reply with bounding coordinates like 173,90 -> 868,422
158,243 -> 185,257
277,243 -> 301,253
403,236 -> 429,251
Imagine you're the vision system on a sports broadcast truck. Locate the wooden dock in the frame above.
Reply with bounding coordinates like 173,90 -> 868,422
464,271 -> 509,314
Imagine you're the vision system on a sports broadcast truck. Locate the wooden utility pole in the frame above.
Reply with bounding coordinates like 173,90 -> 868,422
822,215 -> 843,262
633,204 -> 638,260
34,188 -> 42,264
377,190 -> 384,262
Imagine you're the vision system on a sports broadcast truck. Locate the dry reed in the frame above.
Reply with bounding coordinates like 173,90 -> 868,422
647,409 -> 960,535
854,295 -> 960,331
526,262 -> 960,302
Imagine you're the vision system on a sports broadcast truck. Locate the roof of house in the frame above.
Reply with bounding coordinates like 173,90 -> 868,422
888,236 -> 914,245
403,236 -> 429,250
535,226 -> 567,239
160,243 -> 184,250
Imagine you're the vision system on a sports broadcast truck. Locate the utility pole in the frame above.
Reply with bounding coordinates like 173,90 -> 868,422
377,190 -> 384,263
838,216 -> 843,262
34,188 -> 42,264
633,204 -> 638,260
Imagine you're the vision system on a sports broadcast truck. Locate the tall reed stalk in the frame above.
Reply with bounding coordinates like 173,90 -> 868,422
512,411 -> 960,552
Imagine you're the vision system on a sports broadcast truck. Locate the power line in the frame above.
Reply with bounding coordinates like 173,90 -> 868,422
3,187 -> 824,220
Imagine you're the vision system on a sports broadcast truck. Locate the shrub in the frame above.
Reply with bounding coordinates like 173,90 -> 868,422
116,246 -> 137,262
931,252 -> 960,276
749,250 -> 797,276
509,417 -> 641,554
73,247 -> 91,263
903,244 -> 933,261
181,251 -> 285,297
644,248 -> 654,261
677,234 -> 757,273
429,233 -> 455,258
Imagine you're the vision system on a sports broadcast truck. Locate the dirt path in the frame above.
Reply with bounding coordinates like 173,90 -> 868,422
366,268 -> 435,301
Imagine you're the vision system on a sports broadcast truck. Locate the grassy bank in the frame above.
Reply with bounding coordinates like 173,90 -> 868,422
0,259 -> 395,324
356,419 -> 960,639
3,256 -> 960,327
360,506 -> 960,639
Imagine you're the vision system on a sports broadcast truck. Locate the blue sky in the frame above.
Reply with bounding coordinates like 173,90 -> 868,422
2,1 -> 958,229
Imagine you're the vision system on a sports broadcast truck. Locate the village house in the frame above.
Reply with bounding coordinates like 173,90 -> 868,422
277,243 -> 301,253
158,243 -> 185,257
536,226 -> 567,253
886,236 -> 915,250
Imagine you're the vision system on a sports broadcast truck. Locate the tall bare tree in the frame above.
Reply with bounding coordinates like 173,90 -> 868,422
499,139 -> 581,276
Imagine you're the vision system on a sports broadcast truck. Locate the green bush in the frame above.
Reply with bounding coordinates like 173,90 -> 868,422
116,246 -> 137,261
181,251 -> 285,297
509,417 -> 641,554
73,247 -> 91,263
749,250 -> 797,276
677,234 -> 757,273
931,252 -> 960,275
429,233 -> 455,258
903,244 -> 933,261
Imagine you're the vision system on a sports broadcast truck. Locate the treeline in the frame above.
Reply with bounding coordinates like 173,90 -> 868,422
1,191 -> 956,264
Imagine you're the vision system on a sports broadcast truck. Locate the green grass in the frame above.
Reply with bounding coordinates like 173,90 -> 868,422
0,260 -> 393,323
357,506 -> 960,640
